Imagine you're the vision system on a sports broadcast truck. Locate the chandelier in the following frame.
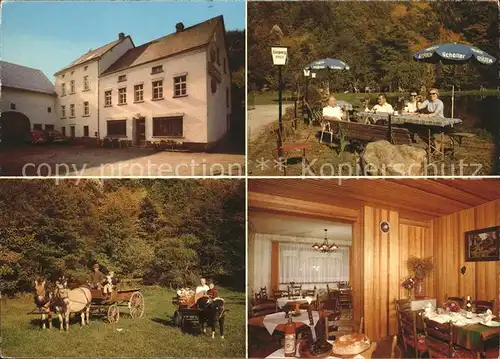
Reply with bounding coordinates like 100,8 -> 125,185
312,229 -> 338,253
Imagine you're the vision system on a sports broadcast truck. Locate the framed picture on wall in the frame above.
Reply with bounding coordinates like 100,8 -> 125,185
465,226 -> 500,262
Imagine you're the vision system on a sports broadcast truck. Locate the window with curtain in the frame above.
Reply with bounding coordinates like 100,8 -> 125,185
279,242 -> 349,283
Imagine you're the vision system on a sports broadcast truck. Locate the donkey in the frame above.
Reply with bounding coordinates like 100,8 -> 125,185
196,296 -> 226,339
52,278 -> 92,331
33,278 -> 53,329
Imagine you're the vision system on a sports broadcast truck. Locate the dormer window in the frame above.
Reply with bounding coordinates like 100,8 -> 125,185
118,75 -> 127,82
151,65 -> 163,74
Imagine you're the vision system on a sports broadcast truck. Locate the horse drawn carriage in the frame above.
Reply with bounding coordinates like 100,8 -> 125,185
89,288 -> 144,324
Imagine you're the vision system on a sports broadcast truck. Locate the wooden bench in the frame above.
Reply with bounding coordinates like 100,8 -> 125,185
325,119 -> 412,147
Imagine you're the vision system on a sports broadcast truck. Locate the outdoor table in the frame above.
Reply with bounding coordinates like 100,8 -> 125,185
248,309 -> 321,335
276,296 -> 313,310
420,311 -> 500,351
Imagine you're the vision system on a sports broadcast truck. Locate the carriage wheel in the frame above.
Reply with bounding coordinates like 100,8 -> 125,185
107,304 -> 120,324
128,291 -> 144,319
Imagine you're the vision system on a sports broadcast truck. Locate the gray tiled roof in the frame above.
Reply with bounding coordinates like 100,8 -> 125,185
0,61 -> 55,95
101,16 -> 223,76
54,38 -> 124,75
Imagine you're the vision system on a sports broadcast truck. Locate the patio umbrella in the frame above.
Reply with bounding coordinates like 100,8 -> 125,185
303,58 -> 350,102
413,43 -> 497,117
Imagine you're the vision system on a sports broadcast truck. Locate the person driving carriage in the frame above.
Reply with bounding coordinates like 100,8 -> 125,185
89,263 -> 104,290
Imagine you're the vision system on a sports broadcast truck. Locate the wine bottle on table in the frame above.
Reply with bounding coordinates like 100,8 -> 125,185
466,296 -> 473,319
284,316 -> 296,357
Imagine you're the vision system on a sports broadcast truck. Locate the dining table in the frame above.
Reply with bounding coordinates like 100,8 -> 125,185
265,339 -> 376,359
276,296 -> 313,310
248,309 -> 321,335
421,310 -> 500,351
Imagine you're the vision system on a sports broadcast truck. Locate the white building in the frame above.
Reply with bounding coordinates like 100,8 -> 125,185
98,16 -> 231,149
53,33 -> 134,141
0,61 -> 57,142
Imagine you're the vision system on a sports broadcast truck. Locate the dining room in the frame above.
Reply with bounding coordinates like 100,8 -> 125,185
247,178 -> 500,358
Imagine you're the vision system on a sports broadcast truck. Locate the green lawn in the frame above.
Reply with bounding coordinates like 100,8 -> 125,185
1,286 -> 246,358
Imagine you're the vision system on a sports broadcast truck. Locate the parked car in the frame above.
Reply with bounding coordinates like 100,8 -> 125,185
45,130 -> 68,144
26,130 -> 46,144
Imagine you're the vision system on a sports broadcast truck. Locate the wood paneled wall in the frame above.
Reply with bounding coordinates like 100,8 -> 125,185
432,199 -> 500,314
363,205 -> 433,340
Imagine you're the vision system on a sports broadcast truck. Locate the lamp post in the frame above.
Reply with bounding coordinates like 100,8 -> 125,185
271,46 -> 288,131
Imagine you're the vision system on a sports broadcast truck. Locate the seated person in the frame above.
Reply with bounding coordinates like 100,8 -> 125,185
207,282 -> 218,299
103,271 -> 114,299
89,263 -> 104,290
322,95 -> 346,121
403,90 -> 419,113
194,277 -> 210,303
417,88 -> 444,117
371,94 -> 394,113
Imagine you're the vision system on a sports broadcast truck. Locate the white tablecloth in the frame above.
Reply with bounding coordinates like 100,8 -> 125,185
266,340 -> 365,359
262,310 -> 320,335
276,296 -> 312,309
425,310 -> 496,326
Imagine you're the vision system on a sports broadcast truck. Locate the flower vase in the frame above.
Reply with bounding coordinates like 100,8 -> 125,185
414,279 -> 425,298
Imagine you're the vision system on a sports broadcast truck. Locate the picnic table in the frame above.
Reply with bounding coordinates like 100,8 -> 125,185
356,112 -> 464,160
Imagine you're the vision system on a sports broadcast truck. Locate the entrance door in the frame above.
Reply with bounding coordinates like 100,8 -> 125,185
135,118 -> 145,146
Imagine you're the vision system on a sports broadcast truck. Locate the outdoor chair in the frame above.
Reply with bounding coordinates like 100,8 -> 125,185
274,128 -> 313,176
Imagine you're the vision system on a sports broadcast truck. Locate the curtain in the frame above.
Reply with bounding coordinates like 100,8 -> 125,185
279,242 -> 349,283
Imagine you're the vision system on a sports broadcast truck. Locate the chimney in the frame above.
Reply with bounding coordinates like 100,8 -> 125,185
118,32 -> 125,40
175,22 -> 185,33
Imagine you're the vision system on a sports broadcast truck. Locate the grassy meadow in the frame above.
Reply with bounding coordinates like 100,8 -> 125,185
1,286 -> 246,358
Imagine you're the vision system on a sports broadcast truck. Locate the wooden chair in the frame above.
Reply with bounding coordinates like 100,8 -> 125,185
372,335 -> 401,359
473,299 -> 495,314
319,297 -> 340,314
325,315 -> 364,341
390,335 -> 399,359
287,283 -> 302,298
422,317 -> 478,359
302,286 -> 317,298
363,342 -> 379,359
445,294 -> 465,308
273,290 -> 287,299
397,308 -> 427,358
274,128 -> 312,176
339,289 -> 352,309
251,302 -> 277,317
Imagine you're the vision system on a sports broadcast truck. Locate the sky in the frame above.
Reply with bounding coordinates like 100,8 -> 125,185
1,0 -> 245,82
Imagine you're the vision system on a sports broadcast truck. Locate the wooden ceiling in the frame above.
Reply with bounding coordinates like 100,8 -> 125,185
248,179 -> 500,222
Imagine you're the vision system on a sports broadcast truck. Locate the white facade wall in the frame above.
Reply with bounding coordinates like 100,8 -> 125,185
99,48 -> 209,144
55,61 -> 99,137
0,88 -> 56,129
54,37 -> 134,138
206,23 -> 232,143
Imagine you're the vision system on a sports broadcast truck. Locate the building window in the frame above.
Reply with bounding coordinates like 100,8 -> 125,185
152,80 -> 163,100
118,75 -> 127,82
33,124 -> 43,130
61,83 -> 66,96
224,58 -> 227,74
216,47 -> 220,65
45,124 -> 55,131
83,101 -> 89,116
83,76 -> 89,90
153,116 -> 183,137
70,80 -> 75,94
226,87 -> 229,108
62,74 -> 65,78
71,71 -> 74,75
173,75 -> 187,97
105,90 -> 112,106
118,88 -> 127,105
10,103 -> 16,110
61,126 -> 66,136
107,120 -> 127,137
151,65 -> 163,74
83,126 -> 89,137
70,126 -> 75,138
47,106 -> 52,113
70,104 -> 75,118
61,105 -> 66,118
134,84 -> 144,102
84,66 -> 88,71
